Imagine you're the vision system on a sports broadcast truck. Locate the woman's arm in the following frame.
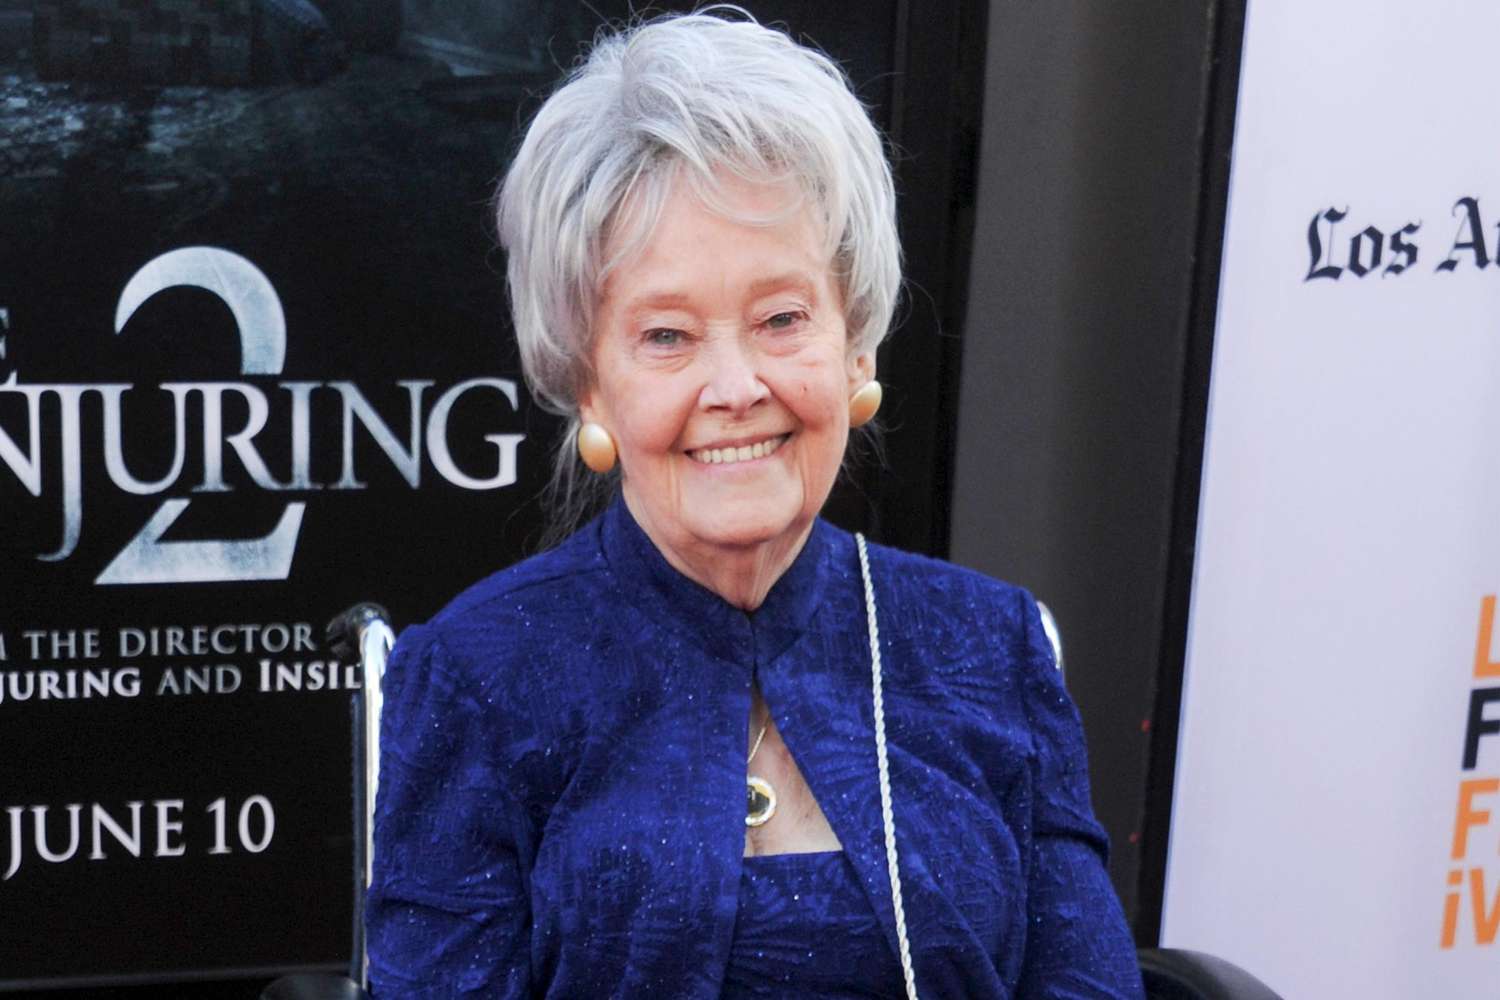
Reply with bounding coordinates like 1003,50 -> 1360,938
1012,592 -> 1145,1000
365,624 -> 532,998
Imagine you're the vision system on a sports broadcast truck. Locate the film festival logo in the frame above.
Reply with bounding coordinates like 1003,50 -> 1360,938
0,247 -> 526,585
1445,595 -> 1500,949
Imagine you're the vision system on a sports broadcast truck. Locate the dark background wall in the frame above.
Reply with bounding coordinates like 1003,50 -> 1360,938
949,1 -> 1224,929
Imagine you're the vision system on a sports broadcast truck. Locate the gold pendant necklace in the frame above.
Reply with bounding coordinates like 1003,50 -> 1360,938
745,718 -> 777,827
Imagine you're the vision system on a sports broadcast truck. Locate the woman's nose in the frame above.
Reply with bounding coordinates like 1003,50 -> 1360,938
699,337 -> 769,413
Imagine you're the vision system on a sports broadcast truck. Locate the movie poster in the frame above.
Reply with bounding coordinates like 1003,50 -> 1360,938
0,1 -> 577,985
0,1 -> 918,988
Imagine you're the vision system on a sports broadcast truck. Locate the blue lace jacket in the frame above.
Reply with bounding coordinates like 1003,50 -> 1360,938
366,499 -> 1143,998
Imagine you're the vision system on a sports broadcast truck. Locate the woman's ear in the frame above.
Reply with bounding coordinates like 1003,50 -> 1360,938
577,384 -> 603,427
847,350 -> 875,391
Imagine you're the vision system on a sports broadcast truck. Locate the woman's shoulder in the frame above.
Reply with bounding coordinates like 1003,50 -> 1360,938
844,530 -> 1064,710
856,533 -> 1080,779
854,531 -> 1040,639
392,518 -> 614,682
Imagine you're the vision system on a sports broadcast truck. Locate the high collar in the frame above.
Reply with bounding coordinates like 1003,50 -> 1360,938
599,494 -> 835,670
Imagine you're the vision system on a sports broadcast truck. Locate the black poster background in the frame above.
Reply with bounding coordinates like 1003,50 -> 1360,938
0,0 -> 976,990
0,5 -> 565,986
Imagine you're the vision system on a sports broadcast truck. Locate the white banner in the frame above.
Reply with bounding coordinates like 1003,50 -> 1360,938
1161,3 -> 1500,998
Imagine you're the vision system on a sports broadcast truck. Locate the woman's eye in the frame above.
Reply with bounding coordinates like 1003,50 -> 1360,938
643,328 -> 684,347
765,311 -> 804,330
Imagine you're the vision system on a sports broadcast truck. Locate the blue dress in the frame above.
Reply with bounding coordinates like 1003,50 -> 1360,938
366,498 -> 1144,998
725,851 -> 903,997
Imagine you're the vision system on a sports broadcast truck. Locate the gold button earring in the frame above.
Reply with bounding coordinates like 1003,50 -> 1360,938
577,422 -> 618,473
849,381 -> 882,428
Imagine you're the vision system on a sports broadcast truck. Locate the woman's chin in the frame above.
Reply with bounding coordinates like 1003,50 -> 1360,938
680,496 -> 809,553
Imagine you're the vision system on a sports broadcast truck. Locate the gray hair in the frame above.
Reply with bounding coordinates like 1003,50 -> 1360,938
496,8 -> 901,541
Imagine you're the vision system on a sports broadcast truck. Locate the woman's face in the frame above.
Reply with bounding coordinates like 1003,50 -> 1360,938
582,172 -> 871,567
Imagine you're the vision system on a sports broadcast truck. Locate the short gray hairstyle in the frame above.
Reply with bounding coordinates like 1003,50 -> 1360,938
495,8 -> 901,538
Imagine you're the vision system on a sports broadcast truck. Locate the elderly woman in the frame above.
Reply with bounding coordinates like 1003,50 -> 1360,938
367,11 -> 1142,999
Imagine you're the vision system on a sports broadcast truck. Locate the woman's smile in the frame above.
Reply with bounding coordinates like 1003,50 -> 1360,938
686,433 -> 791,466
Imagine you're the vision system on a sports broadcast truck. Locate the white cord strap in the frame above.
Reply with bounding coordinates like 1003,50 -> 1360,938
855,533 -> 920,1000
